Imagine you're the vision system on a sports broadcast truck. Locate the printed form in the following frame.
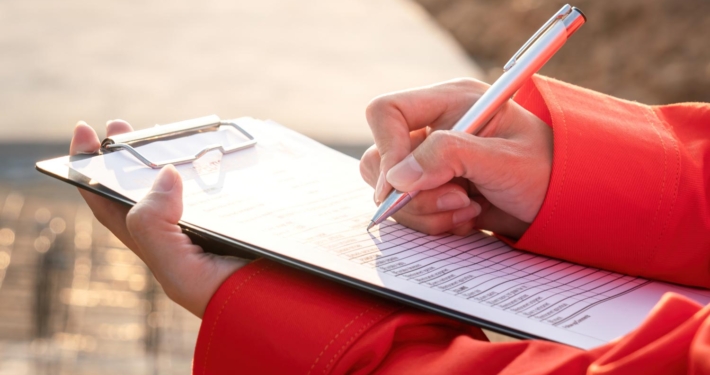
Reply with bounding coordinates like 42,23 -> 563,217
69,118 -> 710,349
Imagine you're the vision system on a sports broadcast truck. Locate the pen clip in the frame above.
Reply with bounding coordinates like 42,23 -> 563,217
503,4 -> 573,72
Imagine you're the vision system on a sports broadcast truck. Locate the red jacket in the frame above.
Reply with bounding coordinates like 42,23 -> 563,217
193,76 -> 710,374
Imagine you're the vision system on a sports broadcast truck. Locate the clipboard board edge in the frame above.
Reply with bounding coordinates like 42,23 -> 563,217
35,158 -> 557,347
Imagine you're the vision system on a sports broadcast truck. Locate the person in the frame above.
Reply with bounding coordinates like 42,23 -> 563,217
69,75 -> 710,374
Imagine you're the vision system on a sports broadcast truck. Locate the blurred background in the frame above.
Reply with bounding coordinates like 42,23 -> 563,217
0,0 -> 707,373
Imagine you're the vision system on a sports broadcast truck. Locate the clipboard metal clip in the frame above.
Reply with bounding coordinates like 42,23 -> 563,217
100,115 -> 257,169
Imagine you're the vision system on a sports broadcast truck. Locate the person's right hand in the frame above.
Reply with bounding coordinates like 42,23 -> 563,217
359,79 -> 553,239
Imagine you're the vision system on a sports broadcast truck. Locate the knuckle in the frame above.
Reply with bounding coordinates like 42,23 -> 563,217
447,77 -> 486,91
359,145 -> 380,169
445,79 -> 489,106
425,131 -> 459,153
418,132 -> 474,181
365,95 -> 396,124
426,130 -> 449,147
358,158 -> 369,182
359,147 -> 381,186
449,77 -> 478,87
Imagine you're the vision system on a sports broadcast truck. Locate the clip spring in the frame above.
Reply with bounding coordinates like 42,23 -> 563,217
101,115 -> 257,169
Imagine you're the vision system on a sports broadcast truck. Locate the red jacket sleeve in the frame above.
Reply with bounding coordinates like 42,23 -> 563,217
194,259 -> 710,375
512,75 -> 710,288
193,77 -> 710,374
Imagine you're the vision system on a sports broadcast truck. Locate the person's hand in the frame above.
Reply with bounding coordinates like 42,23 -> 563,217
70,121 -> 249,318
360,79 -> 553,239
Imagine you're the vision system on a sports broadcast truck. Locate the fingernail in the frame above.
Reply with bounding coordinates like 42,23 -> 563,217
387,154 -> 423,188
437,191 -> 470,211
152,166 -> 176,193
374,171 -> 386,203
452,204 -> 480,225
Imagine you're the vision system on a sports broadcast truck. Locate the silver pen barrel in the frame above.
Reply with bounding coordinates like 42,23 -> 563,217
367,190 -> 418,230
451,13 -> 573,134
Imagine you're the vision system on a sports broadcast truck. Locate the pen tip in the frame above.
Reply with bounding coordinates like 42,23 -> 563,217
366,221 -> 375,232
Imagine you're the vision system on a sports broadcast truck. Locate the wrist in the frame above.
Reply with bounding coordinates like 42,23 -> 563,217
155,254 -> 250,318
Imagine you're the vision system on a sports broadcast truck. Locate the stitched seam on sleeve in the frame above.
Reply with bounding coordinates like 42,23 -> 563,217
658,109 -> 681,245
306,303 -> 381,375
537,79 -> 568,238
640,107 -> 680,274
639,108 -> 667,274
201,264 -> 273,375
322,306 -> 399,375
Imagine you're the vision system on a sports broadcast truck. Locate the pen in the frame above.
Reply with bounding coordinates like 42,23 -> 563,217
367,4 -> 586,231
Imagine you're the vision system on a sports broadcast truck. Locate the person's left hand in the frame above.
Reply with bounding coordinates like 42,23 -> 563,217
70,120 -> 250,318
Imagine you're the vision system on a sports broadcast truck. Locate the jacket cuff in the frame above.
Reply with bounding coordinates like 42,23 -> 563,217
511,75 -> 688,284
193,259 -> 402,375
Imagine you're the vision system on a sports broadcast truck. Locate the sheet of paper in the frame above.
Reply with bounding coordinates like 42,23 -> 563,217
69,118 -> 710,349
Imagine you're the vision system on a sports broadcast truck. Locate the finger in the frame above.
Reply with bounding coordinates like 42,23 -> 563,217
360,129 -> 427,187
363,150 -> 472,217
386,130 -> 510,193
126,165 -> 199,268
399,182 -> 471,216
359,144 -> 380,188
366,79 -> 488,202
106,119 -> 134,137
360,128 -> 427,202
68,122 -> 139,253
70,122 -> 101,155
392,201 -> 481,235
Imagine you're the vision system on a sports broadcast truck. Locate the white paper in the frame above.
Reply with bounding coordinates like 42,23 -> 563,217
69,118 -> 710,349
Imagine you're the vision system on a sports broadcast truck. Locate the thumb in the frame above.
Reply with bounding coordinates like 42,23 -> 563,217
385,131 -> 504,192
126,164 -> 184,247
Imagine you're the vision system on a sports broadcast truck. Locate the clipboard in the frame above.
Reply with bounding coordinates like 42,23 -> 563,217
36,115 -> 263,260
38,115 -> 710,350
36,115 -> 543,343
